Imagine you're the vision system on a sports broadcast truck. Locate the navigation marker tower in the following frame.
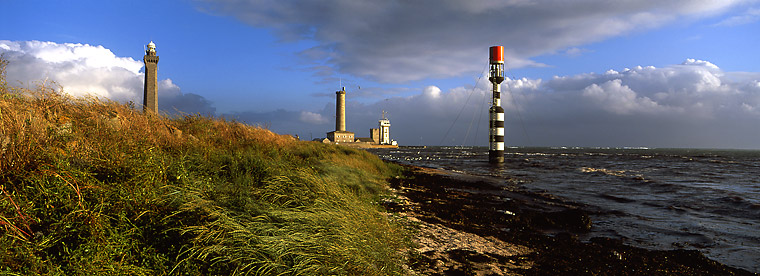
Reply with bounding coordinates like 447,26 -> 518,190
488,46 -> 505,163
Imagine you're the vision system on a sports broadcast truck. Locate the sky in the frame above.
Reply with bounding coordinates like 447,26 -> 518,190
2,0 -> 760,148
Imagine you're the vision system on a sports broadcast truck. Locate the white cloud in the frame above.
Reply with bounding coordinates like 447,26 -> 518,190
197,0 -> 746,83
2,40 -> 143,73
682,58 -> 720,70
508,77 -> 542,91
714,7 -> 760,26
299,111 -> 329,124
582,79 -> 664,115
0,40 -> 215,115
422,86 -> 442,99
1,40 -> 143,102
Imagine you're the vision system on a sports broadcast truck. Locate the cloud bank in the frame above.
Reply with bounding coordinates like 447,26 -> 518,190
0,40 -> 215,115
3,40 -> 758,148
197,0 -> 747,83
237,59 -> 760,149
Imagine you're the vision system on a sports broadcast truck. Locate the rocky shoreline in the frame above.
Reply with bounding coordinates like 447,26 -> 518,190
384,165 -> 755,275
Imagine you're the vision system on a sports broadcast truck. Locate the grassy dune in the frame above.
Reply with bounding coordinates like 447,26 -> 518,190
0,58 -> 407,275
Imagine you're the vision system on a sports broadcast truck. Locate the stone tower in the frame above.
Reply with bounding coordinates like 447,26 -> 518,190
143,41 -> 159,113
326,87 -> 354,143
335,87 -> 346,131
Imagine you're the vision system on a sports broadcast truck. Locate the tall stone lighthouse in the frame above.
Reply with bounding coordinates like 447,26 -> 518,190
335,87 -> 346,132
327,87 -> 354,143
143,41 -> 159,113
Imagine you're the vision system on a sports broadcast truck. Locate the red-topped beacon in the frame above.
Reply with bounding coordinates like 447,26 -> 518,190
489,46 -> 504,63
488,46 -> 505,163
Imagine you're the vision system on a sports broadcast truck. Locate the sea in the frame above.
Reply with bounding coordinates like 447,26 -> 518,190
368,146 -> 760,273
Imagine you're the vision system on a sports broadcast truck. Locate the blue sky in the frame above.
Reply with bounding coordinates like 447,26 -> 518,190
3,0 -> 760,148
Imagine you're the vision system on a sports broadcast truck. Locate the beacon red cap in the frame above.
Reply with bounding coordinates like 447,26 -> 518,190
489,46 -> 504,63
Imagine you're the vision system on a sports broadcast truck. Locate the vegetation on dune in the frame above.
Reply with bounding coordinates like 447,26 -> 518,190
0,57 -> 406,275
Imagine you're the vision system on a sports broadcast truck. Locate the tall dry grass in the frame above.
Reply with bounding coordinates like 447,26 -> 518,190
0,56 -> 407,275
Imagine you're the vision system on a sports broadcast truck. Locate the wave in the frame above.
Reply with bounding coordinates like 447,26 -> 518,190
580,167 -> 627,177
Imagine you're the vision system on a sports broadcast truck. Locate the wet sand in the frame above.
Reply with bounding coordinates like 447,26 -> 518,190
384,164 -> 755,275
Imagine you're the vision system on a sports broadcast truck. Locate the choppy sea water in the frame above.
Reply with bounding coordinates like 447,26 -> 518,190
369,146 -> 760,273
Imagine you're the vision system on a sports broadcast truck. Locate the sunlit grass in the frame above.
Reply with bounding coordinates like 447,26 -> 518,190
0,57 -> 406,275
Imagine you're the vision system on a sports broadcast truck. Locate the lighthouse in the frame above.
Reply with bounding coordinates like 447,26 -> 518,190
488,46 -> 505,163
326,87 -> 355,143
336,87 -> 346,132
143,41 -> 159,113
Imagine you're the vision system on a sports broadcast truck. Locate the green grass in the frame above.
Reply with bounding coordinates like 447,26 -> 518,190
0,57 -> 407,275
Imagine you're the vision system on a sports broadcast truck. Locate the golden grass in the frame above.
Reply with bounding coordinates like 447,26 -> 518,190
0,56 -> 407,275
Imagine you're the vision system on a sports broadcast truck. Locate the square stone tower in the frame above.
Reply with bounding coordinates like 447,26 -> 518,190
370,128 -> 380,144
143,41 -> 159,113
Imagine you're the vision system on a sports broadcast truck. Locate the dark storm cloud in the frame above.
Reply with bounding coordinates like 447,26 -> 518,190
157,80 -> 217,116
197,0 -> 746,83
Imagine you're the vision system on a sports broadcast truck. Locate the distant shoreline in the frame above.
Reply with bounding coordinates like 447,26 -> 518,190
333,142 -> 398,149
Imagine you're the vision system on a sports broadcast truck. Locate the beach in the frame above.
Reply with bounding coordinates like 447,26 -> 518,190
386,164 -> 755,275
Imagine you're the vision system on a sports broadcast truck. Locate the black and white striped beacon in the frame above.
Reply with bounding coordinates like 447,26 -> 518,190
488,46 -> 505,163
